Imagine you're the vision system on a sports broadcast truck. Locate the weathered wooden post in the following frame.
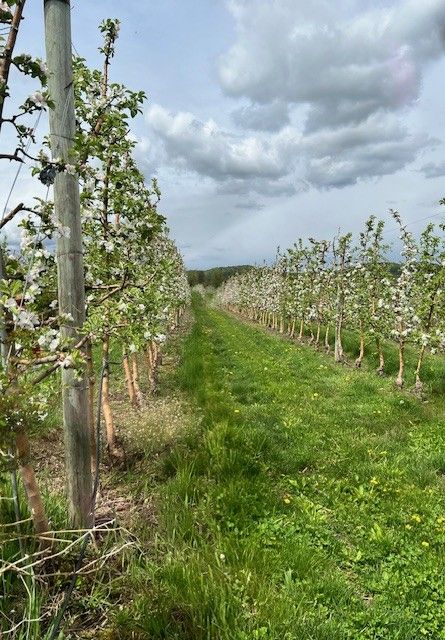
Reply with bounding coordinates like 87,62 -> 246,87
44,0 -> 92,527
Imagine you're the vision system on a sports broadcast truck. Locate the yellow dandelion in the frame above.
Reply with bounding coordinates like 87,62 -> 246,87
421,541 -> 429,548
411,514 -> 421,523
370,477 -> 379,485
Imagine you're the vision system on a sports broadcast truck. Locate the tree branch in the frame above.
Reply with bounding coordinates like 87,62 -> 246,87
0,202 -> 24,230
0,1 -> 26,130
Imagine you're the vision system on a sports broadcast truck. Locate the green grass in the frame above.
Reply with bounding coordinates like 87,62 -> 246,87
0,474 -> 68,639
5,296 -> 445,638
300,318 -> 445,396
112,294 -> 445,640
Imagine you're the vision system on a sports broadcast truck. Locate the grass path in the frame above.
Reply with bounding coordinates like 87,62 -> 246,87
112,296 -> 445,639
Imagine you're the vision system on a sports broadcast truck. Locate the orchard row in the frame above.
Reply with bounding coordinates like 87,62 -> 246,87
217,211 -> 445,391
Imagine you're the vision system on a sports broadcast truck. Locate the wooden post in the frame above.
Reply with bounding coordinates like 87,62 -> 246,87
44,0 -> 92,527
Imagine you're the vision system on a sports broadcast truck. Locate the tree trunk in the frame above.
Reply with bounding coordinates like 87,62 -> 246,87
0,1 -> 26,126
355,322 -> 365,368
375,338 -> 384,375
396,340 -> 404,389
131,353 -> 144,407
101,337 -> 117,453
123,350 -> 137,406
315,323 -> 321,348
147,341 -> 158,394
325,325 -> 330,353
414,300 -> 436,392
290,318 -> 296,339
334,318 -> 344,362
86,339 -> 97,475
414,344 -> 426,393
16,427 -> 51,547
145,347 -> 154,394
308,326 -> 315,345
298,319 -> 304,341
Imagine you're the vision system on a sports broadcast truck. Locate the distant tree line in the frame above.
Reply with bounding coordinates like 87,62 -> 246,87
188,265 -> 254,288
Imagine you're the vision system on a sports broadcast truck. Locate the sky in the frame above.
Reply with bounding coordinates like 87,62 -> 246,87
2,0 -> 445,268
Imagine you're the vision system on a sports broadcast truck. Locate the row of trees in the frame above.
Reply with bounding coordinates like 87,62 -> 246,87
217,212 -> 445,391
1,5 -> 189,539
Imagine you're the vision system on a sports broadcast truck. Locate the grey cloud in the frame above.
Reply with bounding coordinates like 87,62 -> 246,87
304,100 -> 392,134
302,113 -> 408,157
234,199 -> 265,210
219,0 -> 445,131
146,104 -> 286,182
147,101 -> 432,192
306,129 -> 433,188
231,100 -> 289,131
301,113 -> 435,187
420,161 -> 445,178
216,177 -> 299,197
